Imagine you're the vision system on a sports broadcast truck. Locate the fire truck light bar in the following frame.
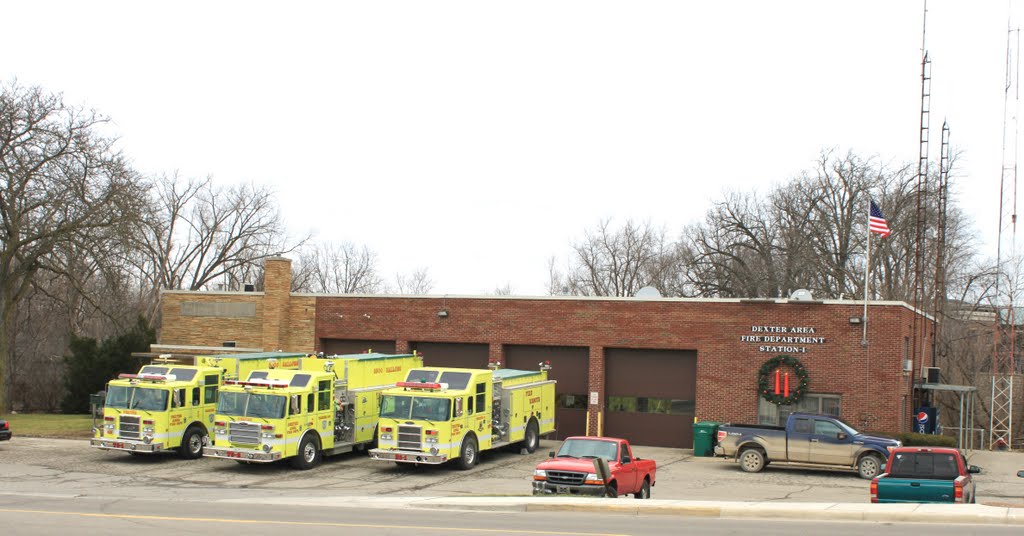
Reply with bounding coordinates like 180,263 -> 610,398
118,373 -> 176,382
396,381 -> 443,390
223,379 -> 290,389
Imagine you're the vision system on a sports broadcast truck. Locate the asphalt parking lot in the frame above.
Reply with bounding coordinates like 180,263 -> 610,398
1,437 -> 1022,506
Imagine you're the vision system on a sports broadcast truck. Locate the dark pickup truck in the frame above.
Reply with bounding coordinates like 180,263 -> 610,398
871,447 -> 980,503
715,413 -> 900,479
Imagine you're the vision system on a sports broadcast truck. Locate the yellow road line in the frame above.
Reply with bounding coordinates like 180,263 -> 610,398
0,508 -> 629,536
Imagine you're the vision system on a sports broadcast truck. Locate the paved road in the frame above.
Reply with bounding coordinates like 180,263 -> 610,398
2,437 -> 1021,505
1,494 -> 1023,536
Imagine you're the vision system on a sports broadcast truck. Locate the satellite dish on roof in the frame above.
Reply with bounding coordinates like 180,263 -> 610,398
635,286 -> 662,298
789,289 -> 814,301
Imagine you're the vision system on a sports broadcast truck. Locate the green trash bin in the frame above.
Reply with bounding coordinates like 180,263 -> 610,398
692,421 -> 720,457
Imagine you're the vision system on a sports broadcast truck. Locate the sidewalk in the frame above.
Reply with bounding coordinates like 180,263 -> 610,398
228,495 -> 1024,525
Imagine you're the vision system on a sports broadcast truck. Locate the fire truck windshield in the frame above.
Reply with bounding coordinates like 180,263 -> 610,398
380,395 -> 451,421
105,386 -> 169,412
217,391 -> 286,419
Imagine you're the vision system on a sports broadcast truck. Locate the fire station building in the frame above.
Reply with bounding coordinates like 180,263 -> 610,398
157,258 -> 930,448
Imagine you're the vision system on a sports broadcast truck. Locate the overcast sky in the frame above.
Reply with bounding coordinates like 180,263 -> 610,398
5,1 -> 1022,295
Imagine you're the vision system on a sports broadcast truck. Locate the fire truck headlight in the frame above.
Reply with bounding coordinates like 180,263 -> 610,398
216,428 -> 227,435
143,427 -> 154,433
380,433 -> 393,441
262,444 -> 272,453
105,424 -> 114,431
426,436 -> 438,444
261,433 -> 273,439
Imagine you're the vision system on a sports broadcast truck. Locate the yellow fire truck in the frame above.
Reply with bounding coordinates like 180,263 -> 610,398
369,363 -> 556,469
91,352 -> 313,458
203,352 -> 423,469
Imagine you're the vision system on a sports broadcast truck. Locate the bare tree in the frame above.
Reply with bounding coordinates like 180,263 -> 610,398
129,173 -> 305,321
492,282 -> 514,296
392,267 -> 434,295
0,82 -> 146,413
560,219 -> 673,297
293,242 -> 383,294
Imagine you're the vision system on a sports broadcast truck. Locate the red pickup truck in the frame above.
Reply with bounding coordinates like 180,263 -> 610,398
532,436 -> 657,498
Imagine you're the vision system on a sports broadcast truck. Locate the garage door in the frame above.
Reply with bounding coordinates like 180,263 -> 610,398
604,348 -> 696,448
504,345 -> 588,440
320,339 -> 396,355
410,342 -> 489,369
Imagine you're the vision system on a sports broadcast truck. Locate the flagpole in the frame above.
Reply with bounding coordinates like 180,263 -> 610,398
862,199 -> 871,346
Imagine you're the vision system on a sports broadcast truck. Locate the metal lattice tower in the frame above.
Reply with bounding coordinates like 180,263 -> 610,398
912,50 -> 931,381
992,25 -> 1020,450
932,121 -> 950,369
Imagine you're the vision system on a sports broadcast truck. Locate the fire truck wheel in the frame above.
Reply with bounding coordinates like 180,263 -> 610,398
523,419 -> 539,454
291,433 -> 321,470
179,427 -> 205,459
457,434 -> 478,470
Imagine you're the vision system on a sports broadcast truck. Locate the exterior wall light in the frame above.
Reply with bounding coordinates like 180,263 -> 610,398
437,309 -> 449,318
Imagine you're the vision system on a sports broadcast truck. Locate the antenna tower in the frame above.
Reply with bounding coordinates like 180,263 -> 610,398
911,47 -> 931,382
932,121 -> 950,368
992,24 -> 1020,450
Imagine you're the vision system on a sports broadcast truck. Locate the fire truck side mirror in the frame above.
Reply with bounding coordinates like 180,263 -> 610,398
290,395 -> 300,415
454,398 -> 464,418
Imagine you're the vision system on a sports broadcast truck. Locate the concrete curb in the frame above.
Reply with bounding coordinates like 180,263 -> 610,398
425,498 -> 1024,525
224,496 -> 1024,525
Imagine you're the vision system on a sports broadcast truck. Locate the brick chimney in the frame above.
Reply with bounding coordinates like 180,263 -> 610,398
261,257 -> 292,351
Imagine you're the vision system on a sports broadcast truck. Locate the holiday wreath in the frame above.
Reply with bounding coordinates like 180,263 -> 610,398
757,354 -> 809,405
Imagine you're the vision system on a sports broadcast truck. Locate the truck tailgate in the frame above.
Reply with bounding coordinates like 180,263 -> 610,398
875,478 -> 955,503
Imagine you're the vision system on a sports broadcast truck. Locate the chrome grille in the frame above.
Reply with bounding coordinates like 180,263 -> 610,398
397,425 -> 421,451
118,415 -> 140,440
546,470 -> 586,486
229,421 -> 261,445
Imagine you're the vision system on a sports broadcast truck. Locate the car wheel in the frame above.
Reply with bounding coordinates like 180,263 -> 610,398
857,454 -> 883,479
634,479 -> 651,499
739,448 -> 766,473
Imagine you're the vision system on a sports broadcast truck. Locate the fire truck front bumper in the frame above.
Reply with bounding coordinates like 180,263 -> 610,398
532,481 -> 608,497
203,445 -> 282,463
90,438 -> 165,453
368,448 -> 448,465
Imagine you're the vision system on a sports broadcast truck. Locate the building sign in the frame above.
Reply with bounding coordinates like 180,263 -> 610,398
740,325 -> 826,354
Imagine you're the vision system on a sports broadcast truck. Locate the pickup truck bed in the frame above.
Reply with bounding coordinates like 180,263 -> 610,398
871,447 -> 978,504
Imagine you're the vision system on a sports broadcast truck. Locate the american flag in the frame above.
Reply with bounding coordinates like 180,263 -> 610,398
869,200 -> 891,237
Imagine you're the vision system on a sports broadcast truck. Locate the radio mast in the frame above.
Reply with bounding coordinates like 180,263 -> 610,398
991,23 -> 1020,450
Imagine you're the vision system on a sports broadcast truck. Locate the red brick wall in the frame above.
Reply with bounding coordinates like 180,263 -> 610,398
315,296 -> 925,434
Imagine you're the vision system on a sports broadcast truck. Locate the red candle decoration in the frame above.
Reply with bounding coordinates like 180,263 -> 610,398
774,369 -> 780,395
784,372 -> 790,397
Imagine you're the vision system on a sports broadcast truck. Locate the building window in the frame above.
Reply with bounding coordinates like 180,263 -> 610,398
556,393 -> 587,410
606,396 -> 694,415
757,393 -> 841,426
